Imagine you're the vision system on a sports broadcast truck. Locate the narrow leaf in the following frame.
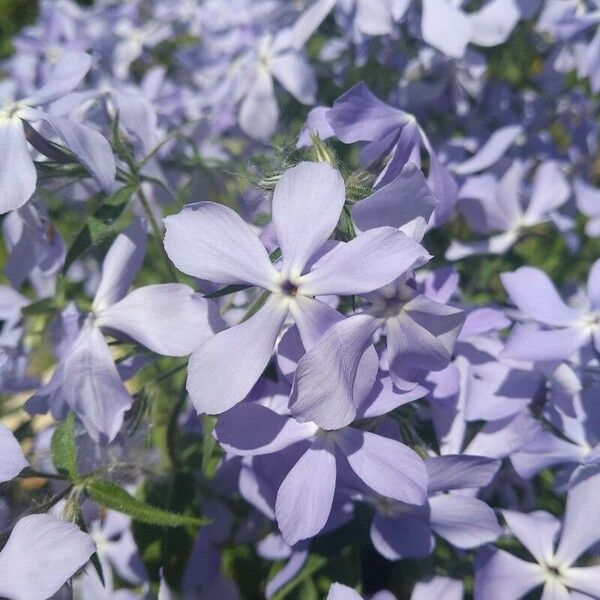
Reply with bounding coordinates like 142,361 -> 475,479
63,184 -> 138,272
21,297 -> 56,316
51,412 -> 78,480
84,478 -> 208,528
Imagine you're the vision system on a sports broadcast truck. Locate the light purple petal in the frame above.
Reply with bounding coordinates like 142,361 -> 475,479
299,227 -> 430,296
468,0 -> 521,47
215,402 -> 315,456
501,267 -> 580,326
555,470 -> 600,566
0,117 -> 36,214
288,295 -> 342,350
445,231 -> 519,260
275,438 -> 336,544
426,455 -> 500,493
63,325 -> 133,443
96,284 -> 219,356
92,219 -> 147,311
587,257 -> 600,309
290,314 -> 382,429
411,577 -> 463,600
265,547 -> 309,599
386,295 -> 465,384
23,51 -> 91,106
430,495 -> 502,548
327,582 -> 363,600
239,68 -> 278,140
163,202 -> 278,288
0,514 -> 95,600
474,548 -> 544,600
37,113 -> 116,192
336,428 -> 428,505
291,0 -> 336,48
327,82 -> 407,143
297,105 -> 335,147
0,424 -> 28,482
351,164 -> 437,241
272,161 -> 345,276
187,294 -> 288,414
452,126 -> 522,176
502,324 -> 589,362
524,161 -> 570,224
421,0 -> 471,58
563,565 -> 600,598
371,512 -> 434,560
270,52 -> 316,105
501,510 -> 561,565
354,0 -> 394,35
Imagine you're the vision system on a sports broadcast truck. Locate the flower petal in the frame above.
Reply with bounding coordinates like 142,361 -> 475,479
501,267 -> 580,326
239,68 -> 278,140
336,428 -> 428,505
36,113 -> 116,192
215,402 -> 315,456
299,227 -> 430,296
327,82 -> 407,143
275,438 -> 336,544
270,52 -> 316,105
426,455 -> 500,494
272,161 -> 345,276
96,284 -> 220,356
501,510 -> 561,565
351,163 -> 437,242
421,0 -> 471,58
468,0 -> 520,47
555,469 -> 600,566
0,514 -> 95,600
187,294 -> 288,414
0,424 -> 28,482
63,325 -> 133,443
0,117 -> 36,214
290,314 -> 382,429
451,125 -> 522,176
429,494 -> 502,548
411,577 -> 463,600
93,219 -> 147,311
370,512 -> 434,560
163,202 -> 277,288
23,52 -> 92,106
502,324 -> 589,362
474,548 -> 544,600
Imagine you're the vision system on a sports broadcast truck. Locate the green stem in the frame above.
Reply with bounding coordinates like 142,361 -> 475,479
137,187 -> 179,282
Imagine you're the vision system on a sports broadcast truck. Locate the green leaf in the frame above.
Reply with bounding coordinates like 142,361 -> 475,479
84,478 -> 208,528
21,297 -> 56,316
63,184 -> 138,272
51,412 -> 78,480
201,415 -> 218,477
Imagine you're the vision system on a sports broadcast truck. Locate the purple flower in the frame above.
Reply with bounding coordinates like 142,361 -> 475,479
421,0 -> 521,59
326,82 -> 458,224
366,454 -> 501,561
447,160 -> 570,260
501,261 -> 600,361
29,219 -> 219,442
474,469 -> 600,599
0,51 -> 115,213
164,161 -> 429,415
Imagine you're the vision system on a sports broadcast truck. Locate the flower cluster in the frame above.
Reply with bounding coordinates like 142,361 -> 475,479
0,0 -> 599,599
